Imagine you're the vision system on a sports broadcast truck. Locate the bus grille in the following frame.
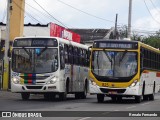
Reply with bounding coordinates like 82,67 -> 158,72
100,88 -> 126,94
20,76 -> 49,80
26,86 -> 43,89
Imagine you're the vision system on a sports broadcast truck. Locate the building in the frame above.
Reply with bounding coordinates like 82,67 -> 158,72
0,22 -> 115,45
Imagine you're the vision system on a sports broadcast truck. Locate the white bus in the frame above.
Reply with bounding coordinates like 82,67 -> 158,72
11,36 -> 90,100
89,40 -> 160,103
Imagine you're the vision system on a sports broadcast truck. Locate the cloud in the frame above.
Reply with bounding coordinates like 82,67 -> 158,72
133,8 -> 160,31
2,0 -> 159,31
25,0 -> 130,28
0,0 -> 7,22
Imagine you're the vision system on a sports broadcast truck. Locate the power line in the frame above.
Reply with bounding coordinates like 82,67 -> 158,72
57,0 -> 119,24
12,0 -> 42,23
33,0 -> 68,28
57,0 -> 160,32
25,2 -> 74,28
143,0 -> 160,25
150,0 -> 160,13
25,2 -> 51,23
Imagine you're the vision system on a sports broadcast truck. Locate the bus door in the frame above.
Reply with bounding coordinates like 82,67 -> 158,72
59,45 -> 65,90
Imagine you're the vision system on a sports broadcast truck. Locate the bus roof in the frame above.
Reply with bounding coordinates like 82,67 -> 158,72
14,36 -> 89,50
93,39 -> 138,43
92,39 -> 160,53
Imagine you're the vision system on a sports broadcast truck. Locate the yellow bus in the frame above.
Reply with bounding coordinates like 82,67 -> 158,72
89,39 -> 160,103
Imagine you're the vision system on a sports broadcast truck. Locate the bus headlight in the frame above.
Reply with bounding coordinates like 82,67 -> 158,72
130,80 -> 138,87
12,77 -> 20,84
90,78 -> 96,86
47,76 -> 58,84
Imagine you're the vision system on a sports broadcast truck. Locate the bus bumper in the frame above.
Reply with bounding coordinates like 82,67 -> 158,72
89,81 -> 140,96
11,82 -> 64,93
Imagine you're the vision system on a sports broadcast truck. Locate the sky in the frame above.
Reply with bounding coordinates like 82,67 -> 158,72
0,0 -> 160,36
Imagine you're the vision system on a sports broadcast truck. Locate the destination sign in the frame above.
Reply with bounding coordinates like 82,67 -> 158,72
13,38 -> 58,47
94,41 -> 138,49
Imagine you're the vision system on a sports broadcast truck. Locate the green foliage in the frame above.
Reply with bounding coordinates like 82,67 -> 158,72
143,30 -> 160,49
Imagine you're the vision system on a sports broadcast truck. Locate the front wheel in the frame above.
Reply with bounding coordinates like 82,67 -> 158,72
135,96 -> 142,103
81,84 -> 87,99
21,93 -> 30,100
44,93 -> 55,100
149,83 -> 155,101
97,94 -> 104,103
59,92 -> 66,101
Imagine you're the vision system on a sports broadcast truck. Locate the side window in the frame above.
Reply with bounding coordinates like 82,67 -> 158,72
64,44 -> 68,64
74,47 -> 78,65
77,48 -> 80,65
72,46 -> 74,65
80,49 -> 83,66
60,45 -> 65,69
84,50 -> 87,66
87,50 -> 90,67
68,46 -> 73,64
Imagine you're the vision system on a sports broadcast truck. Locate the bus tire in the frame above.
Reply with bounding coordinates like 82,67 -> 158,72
149,94 -> 154,101
111,96 -> 117,102
44,93 -> 55,100
21,93 -> 30,100
75,93 -> 80,99
59,85 -> 67,101
142,82 -> 147,100
149,82 -> 155,101
97,94 -> 104,103
81,81 -> 88,99
59,92 -> 66,101
143,95 -> 148,101
117,96 -> 122,102
135,96 -> 142,103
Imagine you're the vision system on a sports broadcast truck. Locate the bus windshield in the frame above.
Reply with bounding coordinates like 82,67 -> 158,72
92,50 -> 138,78
12,48 -> 58,74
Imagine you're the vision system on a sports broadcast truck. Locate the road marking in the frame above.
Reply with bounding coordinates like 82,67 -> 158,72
113,110 -> 120,111
126,106 -> 136,109
77,117 -> 91,120
141,102 -> 151,106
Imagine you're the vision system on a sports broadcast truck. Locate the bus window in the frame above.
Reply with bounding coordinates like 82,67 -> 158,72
60,45 -> 65,69
64,44 -> 68,64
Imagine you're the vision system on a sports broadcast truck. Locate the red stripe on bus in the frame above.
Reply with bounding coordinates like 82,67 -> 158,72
156,72 -> 160,77
28,74 -> 32,77
28,80 -> 32,83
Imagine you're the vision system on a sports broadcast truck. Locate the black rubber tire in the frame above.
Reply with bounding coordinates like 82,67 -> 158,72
135,96 -> 142,103
59,92 -> 67,101
81,83 -> 87,99
143,95 -> 148,101
44,93 -> 55,100
75,93 -> 80,99
21,93 -> 30,100
111,96 -> 117,102
117,96 -> 122,102
149,83 -> 155,101
97,94 -> 104,103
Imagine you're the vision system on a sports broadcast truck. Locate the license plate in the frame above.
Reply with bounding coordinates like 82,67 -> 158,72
108,91 -> 117,94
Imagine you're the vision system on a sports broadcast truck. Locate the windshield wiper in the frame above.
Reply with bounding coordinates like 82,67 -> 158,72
103,50 -> 113,69
23,47 -> 32,58
37,47 -> 47,57
119,50 -> 127,63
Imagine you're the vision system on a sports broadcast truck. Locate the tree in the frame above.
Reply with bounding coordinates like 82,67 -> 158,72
143,30 -> 160,49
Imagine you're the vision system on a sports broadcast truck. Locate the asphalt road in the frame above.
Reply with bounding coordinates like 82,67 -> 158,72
0,91 -> 160,120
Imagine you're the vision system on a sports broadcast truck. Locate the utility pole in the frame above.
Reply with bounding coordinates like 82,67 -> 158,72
3,0 -> 11,90
128,0 -> 132,39
115,13 -> 118,39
